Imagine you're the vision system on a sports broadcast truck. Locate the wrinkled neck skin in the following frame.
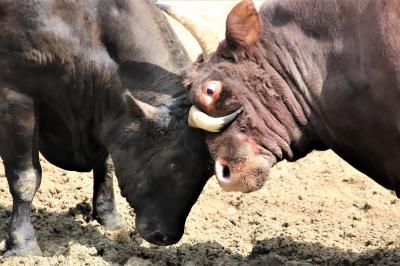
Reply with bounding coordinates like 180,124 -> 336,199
240,2 -> 352,166
240,40 -> 324,167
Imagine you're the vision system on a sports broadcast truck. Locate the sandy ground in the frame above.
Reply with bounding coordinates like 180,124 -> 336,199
1,1 -> 400,265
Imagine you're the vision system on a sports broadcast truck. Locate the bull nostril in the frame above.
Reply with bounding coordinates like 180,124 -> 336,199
215,160 -> 232,183
222,165 -> 230,179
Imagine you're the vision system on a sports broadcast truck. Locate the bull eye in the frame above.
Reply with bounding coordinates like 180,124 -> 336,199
205,81 -> 220,96
201,81 -> 222,106
206,86 -> 214,95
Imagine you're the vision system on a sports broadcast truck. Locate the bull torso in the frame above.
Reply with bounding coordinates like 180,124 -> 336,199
261,0 -> 400,192
0,0 -> 190,171
0,1 -> 113,170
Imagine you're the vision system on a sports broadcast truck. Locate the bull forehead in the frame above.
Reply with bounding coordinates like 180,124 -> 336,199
194,60 -> 268,91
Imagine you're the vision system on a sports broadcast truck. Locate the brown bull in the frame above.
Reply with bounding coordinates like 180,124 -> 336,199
183,0 -> 400,196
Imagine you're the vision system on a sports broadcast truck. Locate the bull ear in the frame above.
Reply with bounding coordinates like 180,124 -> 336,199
225,0 -> 261,50
124,91 -> 159,119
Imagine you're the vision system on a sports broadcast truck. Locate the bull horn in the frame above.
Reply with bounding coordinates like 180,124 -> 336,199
188,105 -> 244,133
156,3 -> 220,60
124,91 -> 160,119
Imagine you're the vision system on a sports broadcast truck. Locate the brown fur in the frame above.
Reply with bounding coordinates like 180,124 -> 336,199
186,0 -> 400,195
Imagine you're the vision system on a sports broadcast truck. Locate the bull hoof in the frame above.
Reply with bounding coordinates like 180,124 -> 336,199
93,211 -> 124,231
2,240 -> 42,257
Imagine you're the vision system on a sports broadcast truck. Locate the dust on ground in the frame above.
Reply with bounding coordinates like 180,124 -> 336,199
1,1 -> 399,265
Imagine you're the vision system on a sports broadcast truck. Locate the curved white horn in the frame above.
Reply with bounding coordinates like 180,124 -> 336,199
188,105 -> 244,133
156,3 -> 220,60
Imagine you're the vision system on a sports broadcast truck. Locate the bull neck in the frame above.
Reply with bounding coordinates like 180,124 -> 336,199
252,39 -> 319,161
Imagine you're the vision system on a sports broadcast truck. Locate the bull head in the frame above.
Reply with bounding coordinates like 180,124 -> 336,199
157,1 -> 249,132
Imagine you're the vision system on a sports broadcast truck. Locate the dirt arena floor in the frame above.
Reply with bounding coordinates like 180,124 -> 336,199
1,1 -> 400,265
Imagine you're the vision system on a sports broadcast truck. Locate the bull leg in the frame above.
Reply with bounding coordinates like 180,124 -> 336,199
92,155 -> 123,230
0,90 -> 42,256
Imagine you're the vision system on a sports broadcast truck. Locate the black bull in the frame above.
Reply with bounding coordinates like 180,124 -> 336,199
0,0 -> 212,256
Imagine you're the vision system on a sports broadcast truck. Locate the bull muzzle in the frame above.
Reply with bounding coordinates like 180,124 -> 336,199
188,105 -> 244,132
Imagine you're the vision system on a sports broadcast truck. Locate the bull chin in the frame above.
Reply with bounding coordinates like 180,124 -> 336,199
221,172 -> 268,193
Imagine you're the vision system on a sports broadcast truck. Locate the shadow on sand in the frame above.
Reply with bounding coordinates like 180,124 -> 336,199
0,203 -> 399,265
